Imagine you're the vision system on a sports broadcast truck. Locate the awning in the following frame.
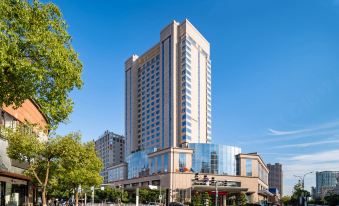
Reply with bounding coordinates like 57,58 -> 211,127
192,185 -> 248,193
258,190 -> 274,197
0,170 -> 31,181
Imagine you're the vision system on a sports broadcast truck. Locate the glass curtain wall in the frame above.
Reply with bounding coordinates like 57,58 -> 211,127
189,144 -> 241,175
126,148 -> 156,178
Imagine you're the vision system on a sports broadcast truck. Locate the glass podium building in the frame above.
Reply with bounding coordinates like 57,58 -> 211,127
189,144 -> 241,175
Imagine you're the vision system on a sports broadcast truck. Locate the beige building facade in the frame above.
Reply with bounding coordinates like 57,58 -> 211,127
110,151 -> 270,205
125,19 -> 212,155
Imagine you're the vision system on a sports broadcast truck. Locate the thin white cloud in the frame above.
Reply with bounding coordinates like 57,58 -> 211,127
237,121 -> 339,195
238,120 -> 339,145
289,149 -> 339,162
275,139 -> 339,149
268,128 -> 311,136
241,128 -> 339,145
268,120 -> 339,136
281,149 -> 339,195
282,159 -> 339,195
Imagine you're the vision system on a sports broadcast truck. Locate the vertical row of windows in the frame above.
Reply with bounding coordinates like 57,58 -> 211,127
206,61 -> 212,141
246,159 -> 252,176
258,163 -> 268,184
137,55 -> 161,149
181,37 -> 192,142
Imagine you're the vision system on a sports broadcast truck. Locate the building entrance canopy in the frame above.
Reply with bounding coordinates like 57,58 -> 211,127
192,185 -> 248,193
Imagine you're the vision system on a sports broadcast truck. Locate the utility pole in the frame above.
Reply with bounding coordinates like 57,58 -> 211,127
215,181 -> 218,206
294,172 -> 313,206
159,186 -> 163,205
91,186 -> 94,205
136,188 -> 139,206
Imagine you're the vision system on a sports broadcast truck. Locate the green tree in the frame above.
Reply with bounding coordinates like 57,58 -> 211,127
281,196 -> 291,205
202,192 -> 211,206
51,134 -> 103,206
139,188 -> 160,204
97,188 -> 128,203
290,182 -> 311,206
2,125 -> 65,206
324,192 -> 339,206
190,192 -> 202,206
236,192 -> 247,206
0,0 -> 82,128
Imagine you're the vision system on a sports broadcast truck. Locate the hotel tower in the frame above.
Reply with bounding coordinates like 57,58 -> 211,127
125,19 -> 212,155
107,20 -> 271,205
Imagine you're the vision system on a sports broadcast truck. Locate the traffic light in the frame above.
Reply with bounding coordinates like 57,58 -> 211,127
223,180 -> 228,186
203,175 -> 209,184
195,173 -> 199,181
211,177 -> 215,185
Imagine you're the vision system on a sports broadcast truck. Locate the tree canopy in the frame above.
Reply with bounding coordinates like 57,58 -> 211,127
2,124 -> 65,206
324,192 -> 339,206
289,181 -> 311,206
51,134 -> 103,206
2,125 -> 102,206
0,0 -> 83,128
94,188 -> 128,204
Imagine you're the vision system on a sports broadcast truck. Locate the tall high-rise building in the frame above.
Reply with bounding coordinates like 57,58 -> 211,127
316,171 -> 339,198
111,19 -> 272,204
267,163 -> 283,196
125,19 -> 212,155
95,131 -> 125,183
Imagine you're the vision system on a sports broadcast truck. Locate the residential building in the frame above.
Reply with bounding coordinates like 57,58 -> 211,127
316,171 -> 339,198
109,19 -> 272,205
267,163 -> 283,196
0,100 -> 48,206
334,176 -> 339,195
95,131 -> 125,183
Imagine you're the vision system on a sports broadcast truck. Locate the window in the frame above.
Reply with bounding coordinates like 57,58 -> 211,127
164,153 -> 168,172
179,153 -> 186,170
151,158 -> 156,174
246,159 -> 252,176
157,155 -> 162,173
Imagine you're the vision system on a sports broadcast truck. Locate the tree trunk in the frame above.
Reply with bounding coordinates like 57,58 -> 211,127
75,190 -> 79,206
42,187 -> 47,206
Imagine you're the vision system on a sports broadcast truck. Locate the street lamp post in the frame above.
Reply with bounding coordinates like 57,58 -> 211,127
294,172 -> 313,206
294,171 -> 313,190
215,182 -> 218,206
214,181 -> 222,206
119,185 -> 123,206
91,186 -> 95,205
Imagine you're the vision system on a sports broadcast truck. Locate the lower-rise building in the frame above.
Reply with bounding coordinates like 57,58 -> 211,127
316,171 -> 339,198
0,100 -> 48,206
106,144 -> 272,205
95,131 -> 125,183
267,163 -> 283,197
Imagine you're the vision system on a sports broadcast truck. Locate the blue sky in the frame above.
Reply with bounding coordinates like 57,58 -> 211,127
53,0 -> 339,195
